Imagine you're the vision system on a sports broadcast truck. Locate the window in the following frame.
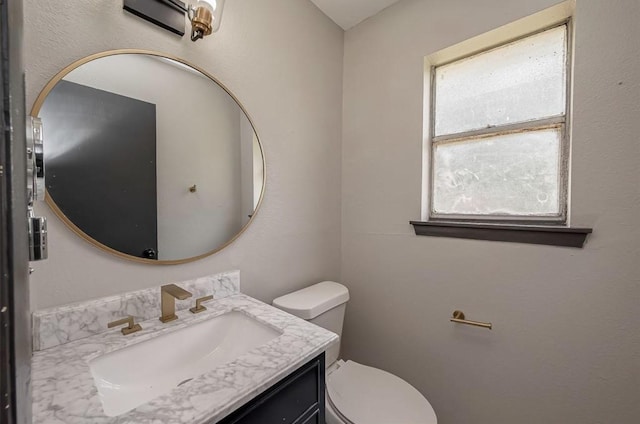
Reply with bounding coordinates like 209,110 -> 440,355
428,23 -> 570,224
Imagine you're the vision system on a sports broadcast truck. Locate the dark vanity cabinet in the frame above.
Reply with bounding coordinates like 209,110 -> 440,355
217,353 -> 325,424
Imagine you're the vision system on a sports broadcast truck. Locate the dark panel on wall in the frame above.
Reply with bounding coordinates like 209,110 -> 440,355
40,80 -> 158,258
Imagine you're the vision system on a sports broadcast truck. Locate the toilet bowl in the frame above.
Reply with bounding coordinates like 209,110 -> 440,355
273,281 -> 437,424
325,360 -> 436,424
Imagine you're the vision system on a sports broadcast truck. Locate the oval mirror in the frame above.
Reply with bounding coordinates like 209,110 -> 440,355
31,50 -> 265,264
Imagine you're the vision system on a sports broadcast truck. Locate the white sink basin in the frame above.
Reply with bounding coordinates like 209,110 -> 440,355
89,311 -> 282,417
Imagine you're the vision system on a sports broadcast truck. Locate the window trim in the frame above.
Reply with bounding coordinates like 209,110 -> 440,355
426,19 -> 573,226
410,221 -> 592,248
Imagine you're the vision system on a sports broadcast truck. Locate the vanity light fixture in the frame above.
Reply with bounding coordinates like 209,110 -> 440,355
188,0 -> 226,41
124,0 -> 225,42
163,0 -> 226,41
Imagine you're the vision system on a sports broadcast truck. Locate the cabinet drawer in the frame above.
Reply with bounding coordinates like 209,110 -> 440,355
218,353 -> 325,424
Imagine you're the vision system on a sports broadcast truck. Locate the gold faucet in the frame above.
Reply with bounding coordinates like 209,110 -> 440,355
159,284 -> 192,323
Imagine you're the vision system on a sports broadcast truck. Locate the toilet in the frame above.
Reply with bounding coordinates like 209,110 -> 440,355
273,281 -> 437,424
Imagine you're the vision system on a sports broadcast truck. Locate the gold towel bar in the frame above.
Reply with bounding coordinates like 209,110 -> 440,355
450,310 -> 492,330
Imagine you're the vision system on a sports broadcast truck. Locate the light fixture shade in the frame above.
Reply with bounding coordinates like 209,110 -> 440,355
195,0 -> 214,12
195,0 -> 225,33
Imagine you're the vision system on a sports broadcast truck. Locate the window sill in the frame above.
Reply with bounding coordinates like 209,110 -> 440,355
409,221 -> 592,248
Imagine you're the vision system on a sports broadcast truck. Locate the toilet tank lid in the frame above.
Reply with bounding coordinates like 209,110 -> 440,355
272,281 -> 349,320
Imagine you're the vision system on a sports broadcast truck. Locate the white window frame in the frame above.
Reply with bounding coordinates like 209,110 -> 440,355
427,20 -> 573,225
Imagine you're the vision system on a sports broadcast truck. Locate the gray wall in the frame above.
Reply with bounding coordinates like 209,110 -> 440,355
341,0 -> 640,423
26,0 -> 344,309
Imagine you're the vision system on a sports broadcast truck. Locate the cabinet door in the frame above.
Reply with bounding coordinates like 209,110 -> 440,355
298,410 -> 319,424
218,353 -> 325,424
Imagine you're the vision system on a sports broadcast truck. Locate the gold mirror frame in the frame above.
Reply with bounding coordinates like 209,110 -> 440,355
30,49 -> 266,265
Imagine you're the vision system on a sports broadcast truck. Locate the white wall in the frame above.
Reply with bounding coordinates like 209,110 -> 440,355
26,0 -> 344,308
63,54 -> 246,260
341,1 -> 640,423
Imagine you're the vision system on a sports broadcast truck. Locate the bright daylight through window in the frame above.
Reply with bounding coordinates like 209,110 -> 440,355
430,24 -> 570,223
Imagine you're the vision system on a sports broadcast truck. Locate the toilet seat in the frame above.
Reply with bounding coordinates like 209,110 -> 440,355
326,361 -> 437,424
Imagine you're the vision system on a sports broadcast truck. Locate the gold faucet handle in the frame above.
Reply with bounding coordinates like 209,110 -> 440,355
108,316 -> 142,335
190,295 -> 214,314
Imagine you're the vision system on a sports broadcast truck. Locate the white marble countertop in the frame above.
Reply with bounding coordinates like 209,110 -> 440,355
32,294 -> 338,424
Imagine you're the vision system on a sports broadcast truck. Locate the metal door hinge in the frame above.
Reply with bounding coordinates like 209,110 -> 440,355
28,209 -> 47,261
27,117 -> 48,262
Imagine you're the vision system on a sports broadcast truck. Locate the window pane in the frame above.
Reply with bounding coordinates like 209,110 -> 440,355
432,128 -> 561,216
434,25 -> 567,137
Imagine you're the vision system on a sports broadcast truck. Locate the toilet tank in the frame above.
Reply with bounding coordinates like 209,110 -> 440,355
273,281 -> 349,366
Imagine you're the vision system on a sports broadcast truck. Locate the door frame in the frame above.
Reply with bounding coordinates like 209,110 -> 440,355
0,0 -> 31,423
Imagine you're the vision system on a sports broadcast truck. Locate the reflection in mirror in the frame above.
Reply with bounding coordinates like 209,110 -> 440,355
34,52 -> 264,263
